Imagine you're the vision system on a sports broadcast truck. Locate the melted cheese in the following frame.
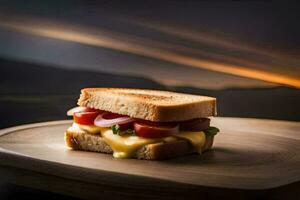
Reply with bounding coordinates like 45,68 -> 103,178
71,123 -> 206,158
71,123 -> 103,134
101,130 -> 164,158
173,131 -> 206,153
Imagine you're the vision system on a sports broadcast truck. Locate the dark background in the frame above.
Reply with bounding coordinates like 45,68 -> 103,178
0,1 -> 299,199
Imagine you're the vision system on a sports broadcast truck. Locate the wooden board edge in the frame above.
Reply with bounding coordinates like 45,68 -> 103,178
0,120 -> 72,137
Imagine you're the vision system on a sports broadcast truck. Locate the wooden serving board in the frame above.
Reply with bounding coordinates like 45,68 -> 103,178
0,118 -> 299,199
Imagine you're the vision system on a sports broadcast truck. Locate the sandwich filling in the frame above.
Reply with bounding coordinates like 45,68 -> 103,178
66,107 -> 219,158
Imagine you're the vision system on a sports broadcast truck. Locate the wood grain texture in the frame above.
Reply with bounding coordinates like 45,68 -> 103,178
0,118 -> 299,198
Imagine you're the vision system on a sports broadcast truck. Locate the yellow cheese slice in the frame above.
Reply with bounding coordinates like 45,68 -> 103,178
173,131 -> 206,153
71,123 -> 103,134
101,129 -> 164,158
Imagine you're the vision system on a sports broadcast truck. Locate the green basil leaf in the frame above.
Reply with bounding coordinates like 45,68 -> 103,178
112,125 -> 136,136
204,126 -> 220,137
112,124 -> 120,135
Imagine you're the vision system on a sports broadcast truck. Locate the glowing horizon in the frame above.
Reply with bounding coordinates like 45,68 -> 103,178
0,16 -> 299,88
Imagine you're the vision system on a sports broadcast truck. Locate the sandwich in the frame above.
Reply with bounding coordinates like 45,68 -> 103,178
65,88 -> 219,160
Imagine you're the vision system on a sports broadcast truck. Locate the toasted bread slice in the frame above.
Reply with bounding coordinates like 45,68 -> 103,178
65,129 -> 214,160
78,88 -> 216,122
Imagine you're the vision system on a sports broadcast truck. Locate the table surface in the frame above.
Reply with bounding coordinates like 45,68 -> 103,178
0,118 -> 299,199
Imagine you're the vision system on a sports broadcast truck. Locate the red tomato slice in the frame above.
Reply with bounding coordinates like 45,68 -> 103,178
118,122 -> 134,131
73,109 -> 101,125
134,121 -> 179,138
179,118 -> 210,131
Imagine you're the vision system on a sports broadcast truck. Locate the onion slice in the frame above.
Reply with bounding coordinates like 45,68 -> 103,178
66,106 -> 87,116
94,112 -> 135,127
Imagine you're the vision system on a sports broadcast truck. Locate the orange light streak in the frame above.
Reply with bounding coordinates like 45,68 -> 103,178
0,17 -> 299,88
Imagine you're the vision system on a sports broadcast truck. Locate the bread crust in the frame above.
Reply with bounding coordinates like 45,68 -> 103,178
65,128 -> 214,160
78,88 -> 217,122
